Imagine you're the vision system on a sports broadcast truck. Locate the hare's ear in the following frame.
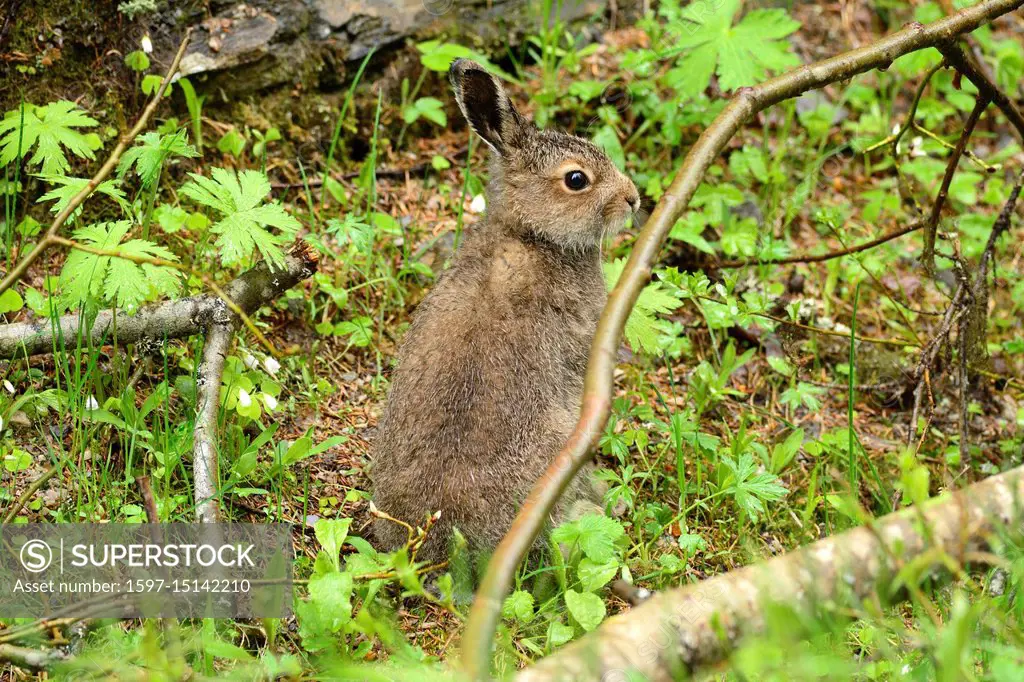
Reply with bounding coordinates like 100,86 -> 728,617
449,59 -> 527,155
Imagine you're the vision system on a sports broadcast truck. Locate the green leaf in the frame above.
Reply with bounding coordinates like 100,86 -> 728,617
577,557 -> 618,592
668,0 -> 800,98
604,258 -> 684,354
202,637 -> 254,661
141,74 -> 166,96
501,590 -> 535,623
314,518 -> 352,571
117,130 -> 198,187
406,97 -> 447,127
0,102 -> 102,175
299,570 -> 354,643
217,128 -> 247,158
124,50 -> 150,72
180,168 -> 300,268
59,220 -> 181,311
564,589 -> 606,632
416,41 -> 516,81
546,620 -> 575,648
720,453 -> 788,521
0,288 -> 24,314
334,316 -> 374,347
591,125 -> 625,171
551,514 -> 625,564
36,174 -> 128,218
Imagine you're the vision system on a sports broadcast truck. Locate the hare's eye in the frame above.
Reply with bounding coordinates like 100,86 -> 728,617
564,170 -> 589,191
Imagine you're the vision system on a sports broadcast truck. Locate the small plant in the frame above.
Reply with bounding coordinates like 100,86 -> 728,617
0,101 -> 101,174
58,220 -> 181,312
179,168 -> 300,267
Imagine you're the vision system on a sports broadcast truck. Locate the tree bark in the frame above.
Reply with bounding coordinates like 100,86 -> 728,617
519,464 -> 1024,681
0,244 -> 317,359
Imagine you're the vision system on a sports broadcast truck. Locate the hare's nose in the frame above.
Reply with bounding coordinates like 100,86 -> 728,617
626,193 -> 640,213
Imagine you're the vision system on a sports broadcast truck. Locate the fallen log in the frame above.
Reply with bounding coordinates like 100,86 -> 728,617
518,464 -> 1024,681
0,244 -> 317,360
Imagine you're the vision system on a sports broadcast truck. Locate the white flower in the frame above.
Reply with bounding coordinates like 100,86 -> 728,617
242,353 -> 258,370
0,416 -> 4,431
3,380 -> 13,394
909,136 -> 925,157
262,393 -> 278,410
468,193 -> 486,214
237,389 -> 252,408
263,357 -> 281,375
85,396 -> 99,410
141,34 -> 153,54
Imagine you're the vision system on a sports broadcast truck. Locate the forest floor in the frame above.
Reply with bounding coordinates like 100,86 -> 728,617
2,1 -> 1024,680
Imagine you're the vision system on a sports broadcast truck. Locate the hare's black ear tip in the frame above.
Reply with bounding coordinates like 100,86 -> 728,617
448,58 -> 485,85
448,58 -> 470,83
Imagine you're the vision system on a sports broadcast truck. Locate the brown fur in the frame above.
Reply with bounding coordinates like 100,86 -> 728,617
369,59 -> 639,562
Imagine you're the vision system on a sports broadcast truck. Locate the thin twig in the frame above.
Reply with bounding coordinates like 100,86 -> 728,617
938,41 -> 1024,142
692,294 -> 919,347
1,465 -> 57,523
270,146 -> 470,190
461,1 -> 1024,677
923,94 -> 989,269
716,220 -> 923,269
0,31 -> 192,297
977,169 -> 1023,283
863,59 -> 946,154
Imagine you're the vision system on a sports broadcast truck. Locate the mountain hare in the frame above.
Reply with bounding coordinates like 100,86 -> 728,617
370,59 -> 640,563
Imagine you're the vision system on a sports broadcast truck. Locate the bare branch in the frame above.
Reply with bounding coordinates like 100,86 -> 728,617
716,220 -> 923,269
0,643 -> 69,672
460,1 -> 1024,676
193,321 -> 234,524
923,95 -> 989,270
0,243 -> 317,359
938,41 -> 1024,142
518,463 -> 1024,681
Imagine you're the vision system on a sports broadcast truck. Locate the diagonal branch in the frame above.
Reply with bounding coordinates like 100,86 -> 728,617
459,0 -> 1024,677
0,30 -> 192,298
938,41 -> 1024,142
922,94 -> 989,270
716,220 -> 923,269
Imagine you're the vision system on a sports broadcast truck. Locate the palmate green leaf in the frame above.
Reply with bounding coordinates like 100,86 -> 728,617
720,453 -> 788,522
670,0 -> 800,97
180,168 -> 300,268
36,174 -> 129,218
59,220 -> 181,312
0,102 -> 101,175
117,130 -> 198,188
551,514 -> 625,564
604,258 -> 684,354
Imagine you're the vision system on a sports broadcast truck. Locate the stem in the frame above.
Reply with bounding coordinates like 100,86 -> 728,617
922,94 -> 989,270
